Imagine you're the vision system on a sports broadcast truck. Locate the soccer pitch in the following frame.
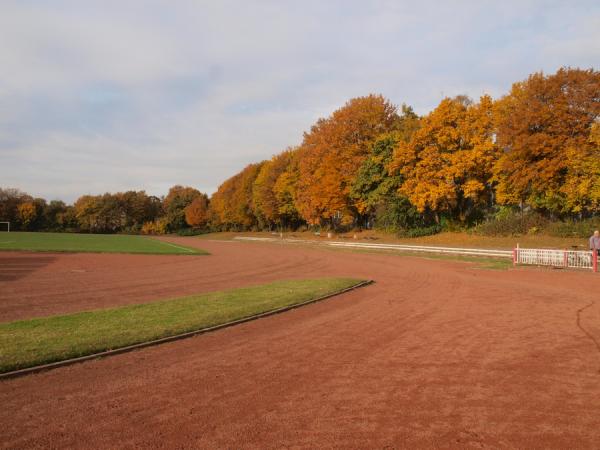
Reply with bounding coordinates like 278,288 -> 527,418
0,232 -> 207,255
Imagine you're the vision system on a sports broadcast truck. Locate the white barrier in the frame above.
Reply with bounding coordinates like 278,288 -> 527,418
326,241 -> 512,258
234,237 -> 512,258
514,247 -> 597,271
235,236 -> 600,272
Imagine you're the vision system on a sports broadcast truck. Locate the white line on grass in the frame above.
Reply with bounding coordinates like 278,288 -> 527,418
157,240 -> 196,253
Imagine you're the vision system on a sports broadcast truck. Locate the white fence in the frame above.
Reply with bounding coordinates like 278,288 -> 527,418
234,237 -> 512,258
326,241 -> 512,258
514,248 -> 597,271
235,236 -> 599,272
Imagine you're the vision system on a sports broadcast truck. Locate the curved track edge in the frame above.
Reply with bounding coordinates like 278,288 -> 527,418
0,279 -> 374,380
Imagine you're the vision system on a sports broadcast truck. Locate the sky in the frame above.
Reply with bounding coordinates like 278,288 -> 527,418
1,1 -> 599,203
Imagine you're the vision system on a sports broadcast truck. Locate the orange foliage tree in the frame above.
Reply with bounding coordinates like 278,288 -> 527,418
16,202 -> 37,230
252,149 -> 299,228
210,162 -> 264,230
390,95 -> 498,223
184,194 -> 210,228
493,68 -> 600,215
295,94 -> 399,226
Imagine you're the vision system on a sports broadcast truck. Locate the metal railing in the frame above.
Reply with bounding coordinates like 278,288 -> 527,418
514,247 -> 598,271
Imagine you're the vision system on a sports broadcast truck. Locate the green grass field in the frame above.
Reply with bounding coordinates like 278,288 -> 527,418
0,278 -> 363,373
0,232 -> 206,255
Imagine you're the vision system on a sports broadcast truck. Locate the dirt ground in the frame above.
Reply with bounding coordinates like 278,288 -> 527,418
1,238 -> 599,448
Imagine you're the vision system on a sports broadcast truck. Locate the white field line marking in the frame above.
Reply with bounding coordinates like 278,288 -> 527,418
157,240 -> 196,253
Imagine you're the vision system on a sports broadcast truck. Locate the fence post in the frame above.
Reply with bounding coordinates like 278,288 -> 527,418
512,248 -> 517,267
563,249 -> 568,268
594,251 -> 598,273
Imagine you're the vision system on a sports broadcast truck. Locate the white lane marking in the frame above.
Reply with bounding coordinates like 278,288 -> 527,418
158,240 -> 196,253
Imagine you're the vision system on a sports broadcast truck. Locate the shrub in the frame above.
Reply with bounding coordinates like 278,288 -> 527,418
474,210 -> 548,236
374,196 -> 423,232
545,218 -> 600,238
398,224 -> 441,238
141,218 -> 169,235
176,228 -> 206,236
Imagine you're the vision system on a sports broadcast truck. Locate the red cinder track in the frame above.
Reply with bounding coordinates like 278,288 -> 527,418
1,238 -> 599,448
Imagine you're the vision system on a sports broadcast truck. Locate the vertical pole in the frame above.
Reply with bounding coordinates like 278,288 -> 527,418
563,249 -> 568,268
593,250 -> 598,273
512,248 -> 517,267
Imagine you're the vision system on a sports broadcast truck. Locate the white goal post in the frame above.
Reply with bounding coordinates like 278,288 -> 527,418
0,222 -> 10,232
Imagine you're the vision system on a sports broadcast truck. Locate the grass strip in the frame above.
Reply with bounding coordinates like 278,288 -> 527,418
0,232 -> 207,255
0,278 -> 363,373
333,247 -> 513,270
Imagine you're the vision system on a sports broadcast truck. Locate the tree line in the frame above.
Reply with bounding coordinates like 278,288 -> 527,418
0,186 -> 209,234
210,67 -> 600,233
2,67 -> 599,235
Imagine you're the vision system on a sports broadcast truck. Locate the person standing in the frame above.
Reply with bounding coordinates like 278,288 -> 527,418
590,230 -> 600,255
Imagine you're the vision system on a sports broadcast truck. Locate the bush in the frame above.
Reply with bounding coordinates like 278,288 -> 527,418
475,210 -> 549,236
545,218 -> 600,238
141,218 -> 169,235
398,224 -> 441,238
176,228 -> 207,236
374,196 -> 424,232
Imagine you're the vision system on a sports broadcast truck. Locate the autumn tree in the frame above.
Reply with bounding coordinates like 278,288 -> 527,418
390,95 -> 498,223
493,67 -> 600,216
350,105 -> 420,227
272,149 -> 302,228
0,188 -> 32,229
118,191 -> 162,230
350,134 -> 402,226
252,149 -> 299,229
558,121 -> 600,214
17,202 -> 37,230
210,162 -> 264,230
295,94 -> 400,227
73,195 -> 102,231
184,194 -> 210,228
43,200 -> 67,230
231,162 -> 264,229
163,185 -> 203,230
44,200 -> 77,231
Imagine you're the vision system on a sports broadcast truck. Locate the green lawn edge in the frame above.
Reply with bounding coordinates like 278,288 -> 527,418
0,278 -> 364,373
0,232 -> 207,255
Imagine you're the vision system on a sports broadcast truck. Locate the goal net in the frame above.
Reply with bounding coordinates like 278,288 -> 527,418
0,222 -> 10,232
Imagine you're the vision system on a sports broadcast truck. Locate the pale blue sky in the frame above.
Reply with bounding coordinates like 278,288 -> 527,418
1,1 -> 599,202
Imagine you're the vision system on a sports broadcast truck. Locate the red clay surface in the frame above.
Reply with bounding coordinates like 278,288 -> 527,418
1,238 -> 600,448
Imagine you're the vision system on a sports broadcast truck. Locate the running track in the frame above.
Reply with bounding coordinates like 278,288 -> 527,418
1,238 -> 599,448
